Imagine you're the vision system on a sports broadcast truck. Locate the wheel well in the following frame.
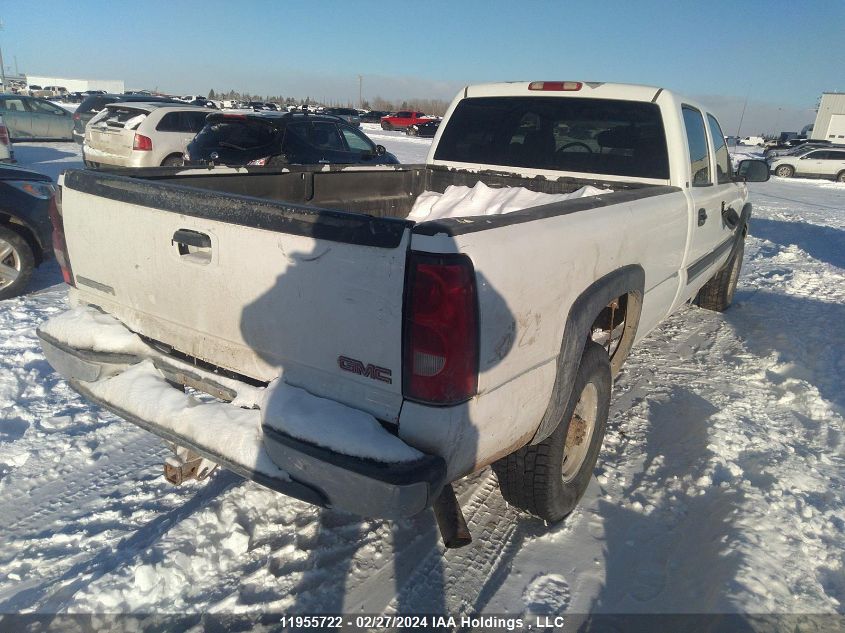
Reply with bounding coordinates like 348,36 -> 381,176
530,265 -> 644,445
0,213 -> 43,266
161,153 -> 184,166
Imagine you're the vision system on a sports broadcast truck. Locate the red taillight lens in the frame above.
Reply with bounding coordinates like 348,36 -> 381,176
528,81 -> 582,91
72,112 -> 80,121
404,253 -> 478,405
0,125 -> 9,146
47,188 -> 75,287
133,133 -> 153,151
246,157 -> 269,166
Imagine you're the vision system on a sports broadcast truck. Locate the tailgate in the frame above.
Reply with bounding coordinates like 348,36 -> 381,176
59,170 -> 412,421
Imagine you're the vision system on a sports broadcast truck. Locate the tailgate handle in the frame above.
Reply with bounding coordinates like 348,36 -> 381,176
173,229 -> 211,249
172,229 -> 212,262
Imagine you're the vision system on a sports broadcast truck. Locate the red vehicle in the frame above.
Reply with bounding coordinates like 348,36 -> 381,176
380,111 -> 433,130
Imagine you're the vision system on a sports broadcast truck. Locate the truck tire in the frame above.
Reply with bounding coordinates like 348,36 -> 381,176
0,226 -> 35,301
493,341 -> 611,522
161,154 -> 185,167
696,239 -> 744,312
775,165 -> 794,178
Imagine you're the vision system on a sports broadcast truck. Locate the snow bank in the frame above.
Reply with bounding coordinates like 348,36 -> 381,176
408,181 -> 610,222
262,380 -> 423,463
39,306 -> 151,356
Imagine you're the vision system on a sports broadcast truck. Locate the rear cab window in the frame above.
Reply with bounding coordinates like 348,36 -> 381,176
434,96 -> 669,179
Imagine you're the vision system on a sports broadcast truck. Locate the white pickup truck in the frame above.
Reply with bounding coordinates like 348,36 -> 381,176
38,81 -> 768,545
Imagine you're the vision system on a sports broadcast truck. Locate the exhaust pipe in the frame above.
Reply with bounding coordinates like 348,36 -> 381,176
433,484 -> 472,548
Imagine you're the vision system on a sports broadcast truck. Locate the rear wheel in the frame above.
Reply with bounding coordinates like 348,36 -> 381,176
775,164 -> 794,178
837,170 -> 845,183
696,239 -> 744,312
493,341 -> 611,522
0,226 -> 35,301
381,121 -> 393,131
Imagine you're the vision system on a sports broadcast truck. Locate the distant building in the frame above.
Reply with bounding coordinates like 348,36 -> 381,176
25,75 -> 125,94
811,92 -> 845,141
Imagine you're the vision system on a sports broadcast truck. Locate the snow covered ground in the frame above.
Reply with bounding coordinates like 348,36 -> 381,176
0,137 -> 843,628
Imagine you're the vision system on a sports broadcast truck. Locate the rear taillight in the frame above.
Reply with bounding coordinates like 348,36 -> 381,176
528,81 -> 582,91
403,253 -> 478,405
72,112 -> 80,121
0,125 -> 9,146
246,157 -> 270,166
133,133 -> 153,151
48,187 -> 75,287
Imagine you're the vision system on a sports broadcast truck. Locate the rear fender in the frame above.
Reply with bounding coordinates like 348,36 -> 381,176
530,265 -> 645,444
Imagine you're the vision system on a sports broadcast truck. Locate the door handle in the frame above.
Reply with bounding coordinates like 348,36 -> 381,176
697,208 -> 707,226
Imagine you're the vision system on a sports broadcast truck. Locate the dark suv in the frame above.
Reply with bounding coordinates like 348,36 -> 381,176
72,93 -> 182,144
186,112 -> 398,167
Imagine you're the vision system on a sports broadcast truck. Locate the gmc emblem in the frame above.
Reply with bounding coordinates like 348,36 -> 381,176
337,355 -> 393,384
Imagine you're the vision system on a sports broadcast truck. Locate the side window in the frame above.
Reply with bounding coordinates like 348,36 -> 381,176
340,126 -> 374,152
706,114 -> 731,183
30,99 -> 66,116
0,98 -> 29,112
682,106 -> 711,186
188,112 -> 208,133
310,122 -> 344,150
156,112 -> 181,132
829,151 -> 845,160
804,151 -> 824,160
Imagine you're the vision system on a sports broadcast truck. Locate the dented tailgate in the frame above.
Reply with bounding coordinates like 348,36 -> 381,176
59,170 -> 412,422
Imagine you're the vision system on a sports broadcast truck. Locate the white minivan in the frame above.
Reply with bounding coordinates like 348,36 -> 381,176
83,103 -> 209,168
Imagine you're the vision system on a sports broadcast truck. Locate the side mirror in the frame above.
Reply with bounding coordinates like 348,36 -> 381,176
735,159 -> 769,182
375,144 -> 386,156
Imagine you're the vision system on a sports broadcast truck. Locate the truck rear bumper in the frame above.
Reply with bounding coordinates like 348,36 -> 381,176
37,325 -> 445,519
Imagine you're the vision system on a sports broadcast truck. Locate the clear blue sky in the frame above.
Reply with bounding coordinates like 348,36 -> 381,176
2,0 -> 842,132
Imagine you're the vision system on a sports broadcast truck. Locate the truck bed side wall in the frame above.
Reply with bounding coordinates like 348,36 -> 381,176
400,188 -> 689,480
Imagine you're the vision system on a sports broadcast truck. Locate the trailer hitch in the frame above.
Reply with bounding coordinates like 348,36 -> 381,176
164,445 -> 218,485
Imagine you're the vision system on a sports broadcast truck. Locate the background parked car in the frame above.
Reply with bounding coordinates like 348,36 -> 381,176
359,110 -> 390,123
768,147 -> 845,181
72,93 -> 184,144
764,139 -> 833,157
0,163 -> 55,299
186,112 -> 398,167
405,119 -> 440,138
323,107 -> 361,127
186,98 -> 218,109
0,115 -> 14,163
380,111 -> 433,130
0,95 -> 74,141
84,103 -> 209,169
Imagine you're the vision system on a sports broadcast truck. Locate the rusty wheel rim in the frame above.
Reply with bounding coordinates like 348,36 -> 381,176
562,382 -> 598,482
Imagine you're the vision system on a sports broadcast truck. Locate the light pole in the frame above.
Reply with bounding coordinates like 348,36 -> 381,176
0,20 -> 6,93
358,75 -> 363,109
